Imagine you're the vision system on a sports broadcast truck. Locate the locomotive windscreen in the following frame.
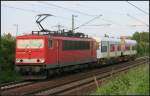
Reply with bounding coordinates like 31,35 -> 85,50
17,39 -> 44,49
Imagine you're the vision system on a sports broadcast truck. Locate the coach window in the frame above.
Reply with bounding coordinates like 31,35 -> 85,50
118,44 -> 121,51
101,41 -> 107,52
125,45 -> 130,50
49,39 -> 53,48
110,44 -> 115,52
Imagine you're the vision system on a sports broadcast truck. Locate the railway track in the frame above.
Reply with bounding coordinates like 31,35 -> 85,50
0,56 -> 149,96
35,56 -> 149,95
0,81 -> 33,91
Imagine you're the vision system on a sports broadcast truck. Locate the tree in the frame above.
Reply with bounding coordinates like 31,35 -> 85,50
131,32 -> 149,56
0,33 -> 16,71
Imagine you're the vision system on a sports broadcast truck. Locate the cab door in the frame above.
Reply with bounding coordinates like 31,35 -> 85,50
56,40 -> 60,65
47,38 -> 58,65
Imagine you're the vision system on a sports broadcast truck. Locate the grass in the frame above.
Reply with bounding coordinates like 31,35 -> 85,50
91,63 -> 149,95
0,70 -> 21,84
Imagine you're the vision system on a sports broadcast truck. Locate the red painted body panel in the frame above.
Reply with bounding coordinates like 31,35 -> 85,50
16,35 -> 47,65
45,36 -> 96,65
15,35 -> 96,67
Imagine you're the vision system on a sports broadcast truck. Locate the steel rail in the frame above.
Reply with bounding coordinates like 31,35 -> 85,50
0,56 -> 149,96
34,58 -> 149,95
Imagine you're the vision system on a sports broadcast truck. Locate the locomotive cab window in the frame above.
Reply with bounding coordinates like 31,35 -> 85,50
49,39 -> 53,48
17,39 -> 44,49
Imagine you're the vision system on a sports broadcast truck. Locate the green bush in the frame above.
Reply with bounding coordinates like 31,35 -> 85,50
0,33 -> 16,71
0,33 -> 21,84
92,64 -> 149,95
132,32 -> 149,56
0,70 -> 20,84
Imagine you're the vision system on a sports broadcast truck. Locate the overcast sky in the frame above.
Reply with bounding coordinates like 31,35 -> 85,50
1,1 -> 149,38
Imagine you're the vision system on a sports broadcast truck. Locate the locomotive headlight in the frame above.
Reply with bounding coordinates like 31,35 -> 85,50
16,59 -> 20,63
40,59 -> 45,63
37,59 -> 45,63
36,59 -> 45,63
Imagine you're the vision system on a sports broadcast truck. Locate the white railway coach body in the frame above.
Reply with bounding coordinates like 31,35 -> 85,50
93,37 -> 137,59
94,37 -> 122,59
123,39 -> 137,56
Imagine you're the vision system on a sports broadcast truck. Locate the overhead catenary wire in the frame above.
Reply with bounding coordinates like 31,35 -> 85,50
38,1 -> 98,17
2,4 -> 80,32
73,3 -> 128,26
1,4 -> 75,21
75,3 -> 126,16
21,2 -> 81,22
74,15 -> 102,30
2,2 -> 148,34
2,4 -> 94,31
2,3 -> 124,29
1,3 -> 129,28
126,1 -> 149,15
74,2 -> 149,28
83,24 -> 111,26
101,18 -> 122,26
76,3 -> 125,26
130,24 -> 148,27
2,4 -> 44,14
127,13 -> 149,27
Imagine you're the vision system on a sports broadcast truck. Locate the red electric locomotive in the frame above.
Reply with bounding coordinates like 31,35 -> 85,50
15,14 -> 137,79
15,14 -> 97,79
15,34 -> 97,78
